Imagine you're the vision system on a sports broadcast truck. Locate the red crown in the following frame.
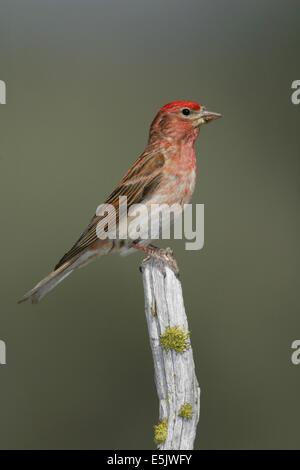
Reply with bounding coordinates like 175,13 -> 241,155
160,101 -> 201,113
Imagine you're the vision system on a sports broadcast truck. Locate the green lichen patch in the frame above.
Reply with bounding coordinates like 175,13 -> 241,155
154,418 -> 168,445
178,403 -> 193,419
160,326 -> 190,353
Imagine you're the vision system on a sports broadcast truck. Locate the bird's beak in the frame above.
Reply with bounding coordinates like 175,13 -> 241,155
195,108 -> 222,126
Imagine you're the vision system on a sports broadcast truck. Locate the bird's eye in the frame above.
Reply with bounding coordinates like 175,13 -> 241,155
182,108 -> 190,116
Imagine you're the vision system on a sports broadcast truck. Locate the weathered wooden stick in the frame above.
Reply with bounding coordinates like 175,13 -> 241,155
141,259 -> 200,450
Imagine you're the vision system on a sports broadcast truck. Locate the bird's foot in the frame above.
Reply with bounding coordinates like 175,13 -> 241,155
136,244 -> 179,278
139,255 -> 152,273
155,247 -> 180,278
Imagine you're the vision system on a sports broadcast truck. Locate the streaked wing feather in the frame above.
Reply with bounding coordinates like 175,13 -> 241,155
54,151 -> 165,269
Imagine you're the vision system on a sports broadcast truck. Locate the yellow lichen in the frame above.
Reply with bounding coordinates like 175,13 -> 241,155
160,326 -> 190,353
178,403 -> 193,419
154,418 -> 168,445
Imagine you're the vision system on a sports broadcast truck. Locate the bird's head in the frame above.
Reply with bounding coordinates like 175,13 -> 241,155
149,100 -> 222,143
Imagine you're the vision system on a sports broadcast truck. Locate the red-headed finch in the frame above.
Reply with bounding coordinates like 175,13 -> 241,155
18,101 -> 221,303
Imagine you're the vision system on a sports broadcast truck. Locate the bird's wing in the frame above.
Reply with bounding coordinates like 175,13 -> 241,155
54,150 -> 165,269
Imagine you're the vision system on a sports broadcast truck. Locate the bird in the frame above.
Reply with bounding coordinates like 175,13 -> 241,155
18,100 -> 221,304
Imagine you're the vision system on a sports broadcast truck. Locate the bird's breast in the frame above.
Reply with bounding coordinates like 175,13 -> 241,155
162,147 -> 197,206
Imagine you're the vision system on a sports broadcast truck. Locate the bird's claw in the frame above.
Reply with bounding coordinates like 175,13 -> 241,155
158,247 -> 180,278
138,246 -> 180,279
139,255 -> 152,273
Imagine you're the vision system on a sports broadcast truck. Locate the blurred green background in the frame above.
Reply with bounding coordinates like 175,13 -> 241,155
0,0 -> 299,449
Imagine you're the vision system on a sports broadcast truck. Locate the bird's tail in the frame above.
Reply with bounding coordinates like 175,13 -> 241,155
18,258 -> 78,304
